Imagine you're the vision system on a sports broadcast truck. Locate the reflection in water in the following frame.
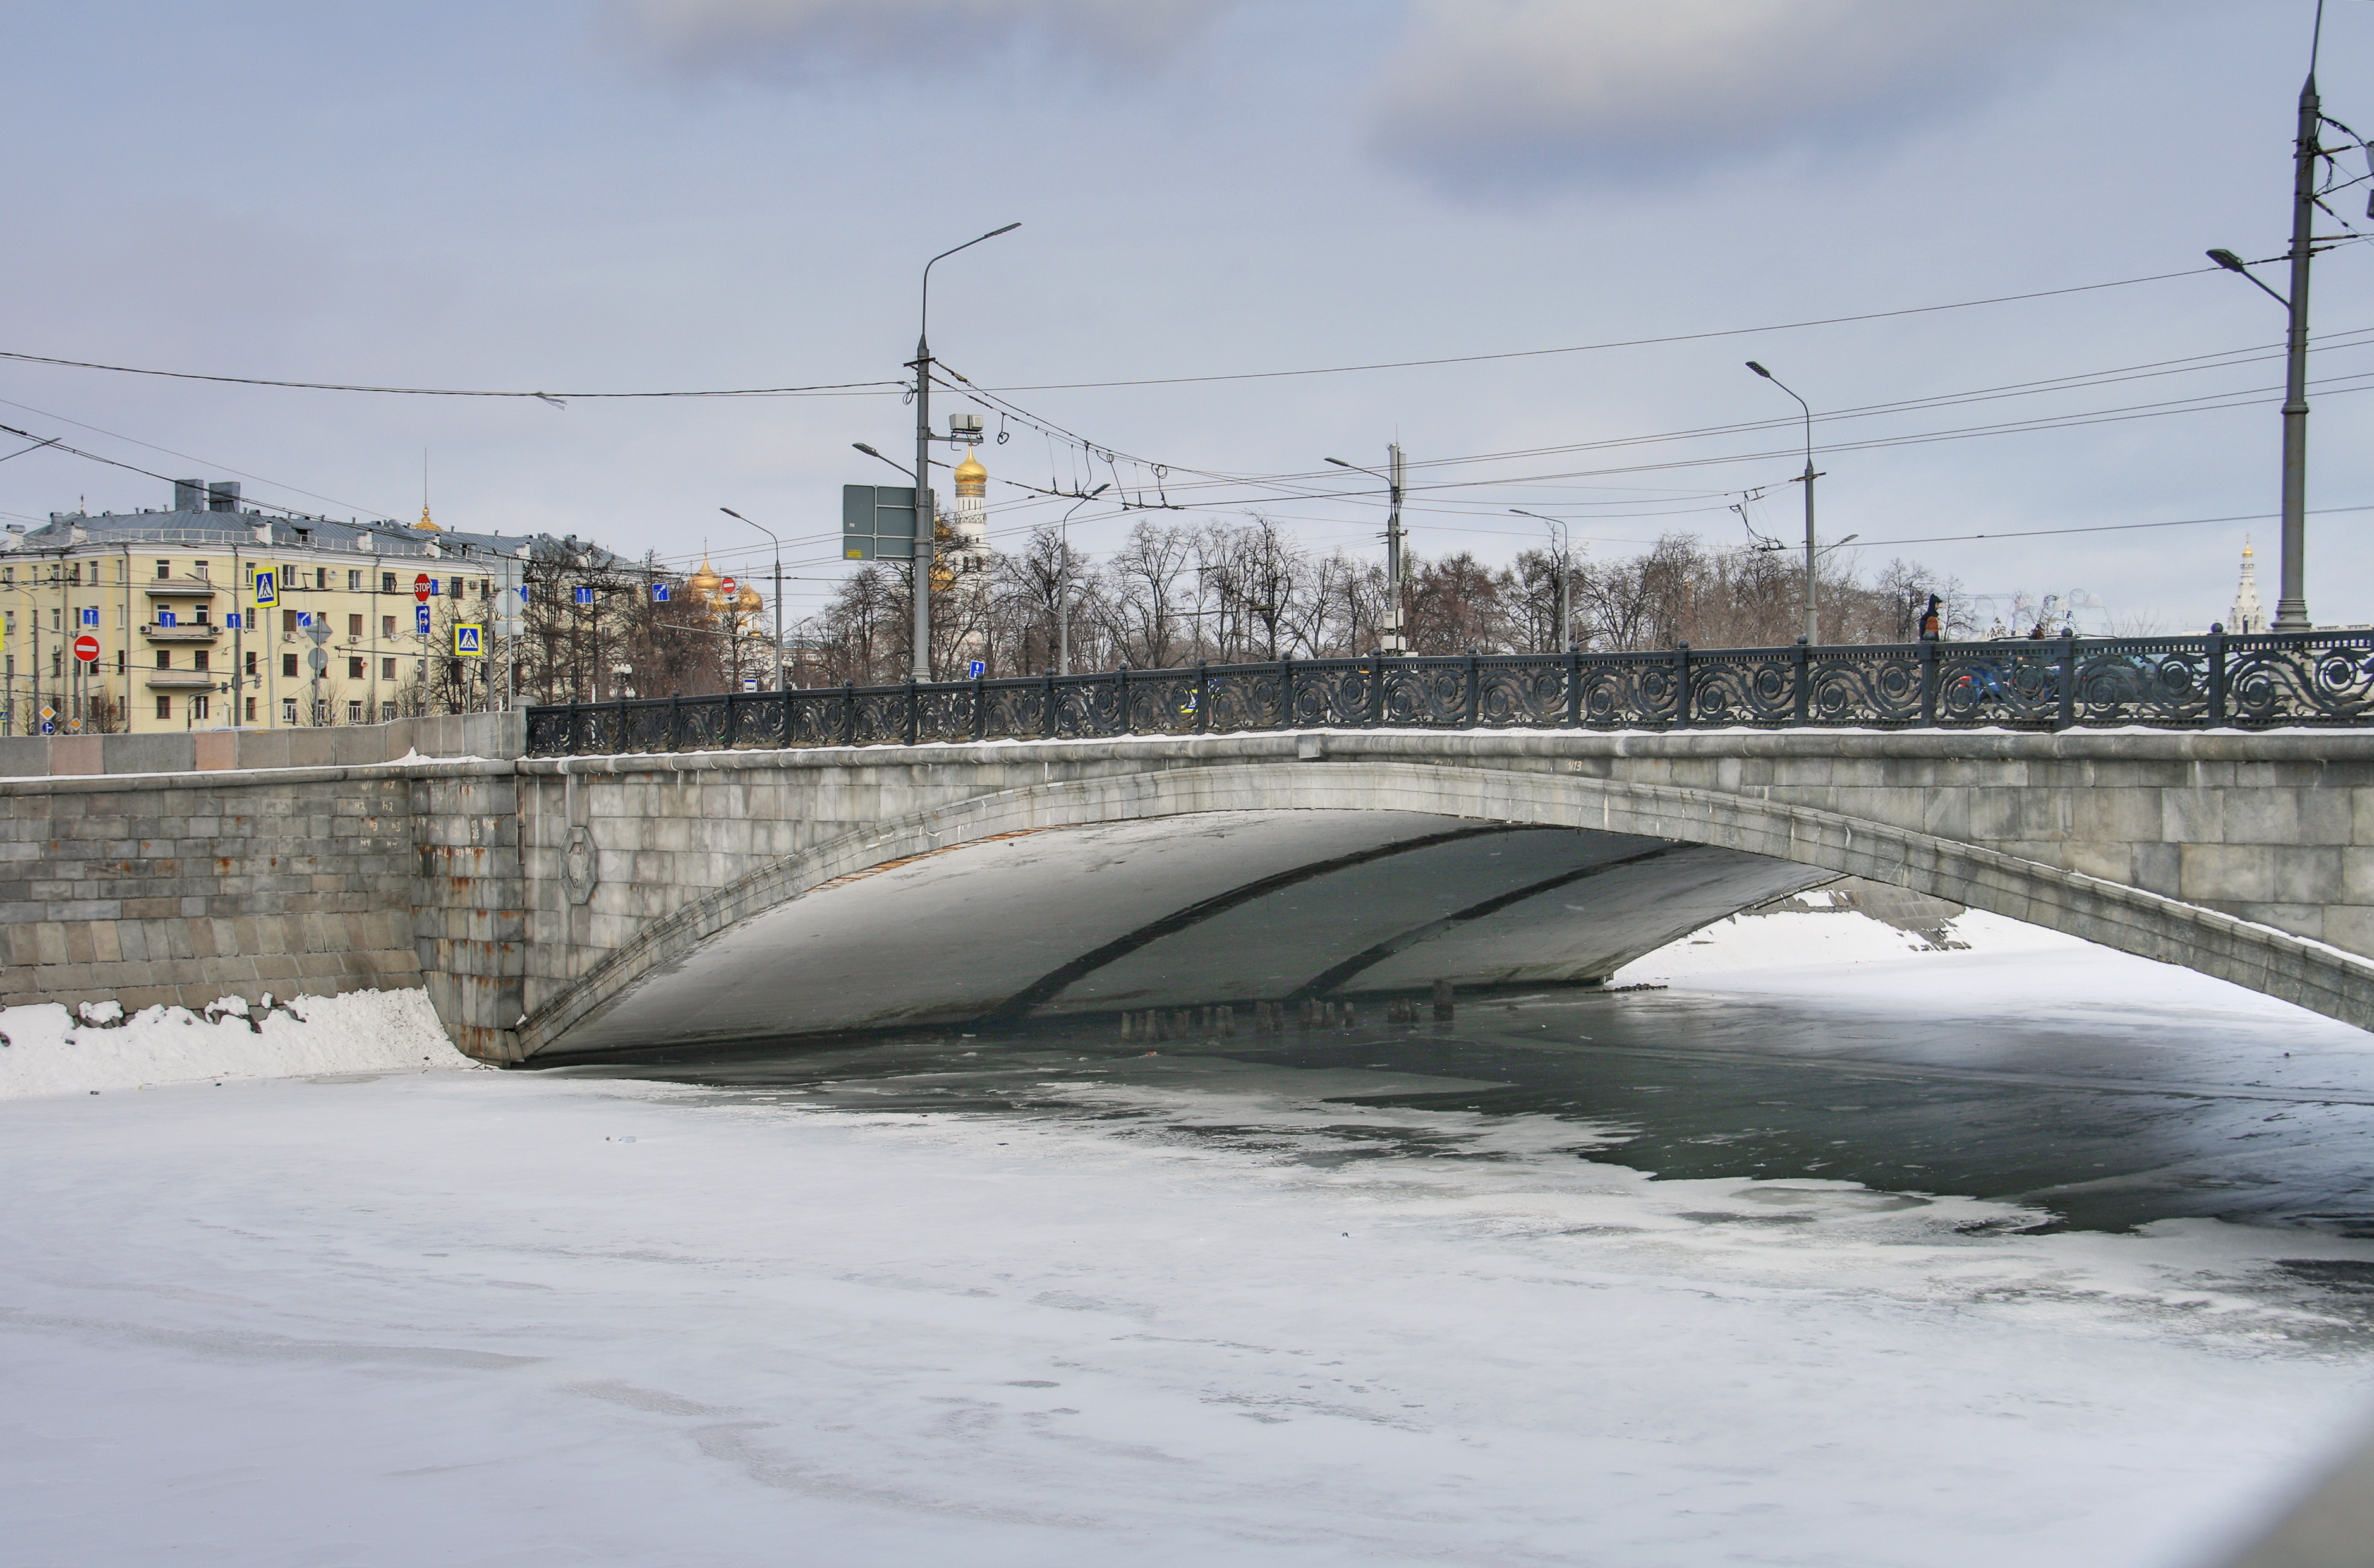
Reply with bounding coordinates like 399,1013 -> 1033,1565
546,986 -> 2374,1239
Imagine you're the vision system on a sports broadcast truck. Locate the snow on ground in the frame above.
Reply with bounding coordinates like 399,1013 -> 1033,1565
3,914 -> 2372,1564
0,988 -> 479,1099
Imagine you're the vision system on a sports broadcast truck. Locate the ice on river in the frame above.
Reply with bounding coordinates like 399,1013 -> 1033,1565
4,907 -> 2373,1564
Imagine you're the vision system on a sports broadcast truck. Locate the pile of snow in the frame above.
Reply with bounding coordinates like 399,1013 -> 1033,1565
1617,902 -> 2085,984
0,989 -> 478,1098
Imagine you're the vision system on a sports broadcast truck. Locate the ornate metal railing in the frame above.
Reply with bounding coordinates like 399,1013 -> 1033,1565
524,629 -> 2374,756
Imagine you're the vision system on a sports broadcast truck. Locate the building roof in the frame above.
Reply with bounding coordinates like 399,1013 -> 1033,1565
4,483 -> 626,569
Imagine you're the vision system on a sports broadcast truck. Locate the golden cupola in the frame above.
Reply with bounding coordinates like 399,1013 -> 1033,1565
734,582 -> 763,615
688,557 -> 723,600
954,450 -> 989,498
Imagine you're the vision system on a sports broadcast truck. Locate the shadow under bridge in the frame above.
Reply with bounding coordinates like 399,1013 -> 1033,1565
538,810 -> 1826,1058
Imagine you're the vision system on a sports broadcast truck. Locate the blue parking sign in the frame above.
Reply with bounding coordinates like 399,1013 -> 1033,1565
967,660 -> 986,678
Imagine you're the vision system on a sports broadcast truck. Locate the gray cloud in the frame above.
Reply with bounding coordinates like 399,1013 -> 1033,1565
1367,0 -> 2116,200
614,0 -> 1240,77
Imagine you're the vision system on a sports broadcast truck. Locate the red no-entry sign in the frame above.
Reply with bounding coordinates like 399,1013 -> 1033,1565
415,572 -> 432,602
72,634 -> 100,663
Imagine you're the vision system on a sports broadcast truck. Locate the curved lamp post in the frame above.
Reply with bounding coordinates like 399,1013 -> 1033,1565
1747,361 -> 1822,644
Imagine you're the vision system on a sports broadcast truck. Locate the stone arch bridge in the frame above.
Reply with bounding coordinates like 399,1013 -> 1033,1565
9,727 -> 2374,1062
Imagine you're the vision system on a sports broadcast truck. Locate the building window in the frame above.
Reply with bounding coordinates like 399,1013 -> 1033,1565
193,605 -> 210,625
245,651 -> 257,676
193,560 -> 209,579
191,651 -> 209,673
348,570 -> 362,591
49,608 -> 60,630
381,657 -> 396,680
348,614 -> 363,638
478,578 -> 490,598
245,697 -> 257,722
282,610 -> 298,633
312,699 -> 327,725
156,696 -> 171,718
281,653 -> 298,678
282,697 -> 298,725
381,615 -> 396,637
347,701 -> 363,724
155,560 -> 171,580
380,701 -> 397,721
191,695 -> 209,720
380,573 -> 396,593
115,651 -> 125,675
156,649 -> 171,670
282,564 -> 297,588
315,569 -> 327,591
1,567 -> 11,586
348,657 -> 365,679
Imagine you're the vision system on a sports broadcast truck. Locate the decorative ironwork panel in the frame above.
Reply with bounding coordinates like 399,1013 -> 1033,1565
1205,667 -> 1287,733
849,690 -> 907,745
1470,657 -> 1565,727
2228,634 -> 2374,726
914,687 -> 976,744
1120,672 -> 1197,734
1796,649 -> 1920,727
1688,652 -> 1802,727
1572,655 -> 1680,728
2066,641 -> 2210,727
982,682 -> 1049,739
1933,642 -> 2062,728
1376,661 -> 1468,727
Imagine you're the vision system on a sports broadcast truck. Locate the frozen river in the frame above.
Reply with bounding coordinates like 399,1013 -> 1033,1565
5,907 -> 2373,1565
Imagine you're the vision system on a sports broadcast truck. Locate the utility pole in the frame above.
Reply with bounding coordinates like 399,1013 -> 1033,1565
909,223 -> 1020,683
2210,3 -> 2332,629
1325,448 -> 1408,654
1510,509 -> 1574,651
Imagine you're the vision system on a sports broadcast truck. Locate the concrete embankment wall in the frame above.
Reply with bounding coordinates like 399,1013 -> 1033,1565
0,754 -> 525,1060
0,711 -> 525,778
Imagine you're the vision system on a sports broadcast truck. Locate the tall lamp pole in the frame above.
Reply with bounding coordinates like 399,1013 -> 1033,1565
1325,447 -> 1407,654
1510,509 -> 1573,651
719,507 -> 784,688
909,222 -> 1020,683
2208,7 -> 2331,629
1747,361 -> 1822,644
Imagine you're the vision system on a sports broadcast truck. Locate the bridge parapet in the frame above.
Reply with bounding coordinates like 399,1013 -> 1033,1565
525,630 -> 2374,757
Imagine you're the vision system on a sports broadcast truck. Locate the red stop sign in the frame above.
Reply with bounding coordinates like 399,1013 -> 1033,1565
72,634 -> 100,663
415,573 -> 432,602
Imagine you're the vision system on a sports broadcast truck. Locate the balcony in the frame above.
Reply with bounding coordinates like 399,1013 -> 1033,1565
143,621 -> 222,642
144,578 -> 218,598
144,671 -> 221,691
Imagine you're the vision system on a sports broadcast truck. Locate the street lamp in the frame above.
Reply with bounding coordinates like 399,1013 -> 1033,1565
908,222 -> 1020,683
719,507 -> 784,690
2205,35 -> 2327,629
1056,485 -> 1110,675
1747,361 -> 1823,644
1510,509 -> 1573,652
1325,447 -> 1407,654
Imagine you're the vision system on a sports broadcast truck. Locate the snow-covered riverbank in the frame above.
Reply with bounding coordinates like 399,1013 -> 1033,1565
0,988 -> 478,1097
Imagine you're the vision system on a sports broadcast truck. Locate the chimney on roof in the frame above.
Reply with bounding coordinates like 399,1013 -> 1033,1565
207,481 -> 241,512
173,479 -> 205,512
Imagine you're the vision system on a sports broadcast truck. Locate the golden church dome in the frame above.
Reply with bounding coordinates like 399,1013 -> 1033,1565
735,584 -> 763,614
688,557 -> 722,597
415,504 -> 441,532
953,450 -> 988,497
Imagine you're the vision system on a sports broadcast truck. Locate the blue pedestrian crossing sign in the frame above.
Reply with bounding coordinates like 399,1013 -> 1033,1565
416,604 -> 432,636
252,570 -> 276,606
454,624 -> 485,657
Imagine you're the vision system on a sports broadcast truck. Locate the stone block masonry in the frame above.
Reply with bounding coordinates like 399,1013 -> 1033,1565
8,727 -> 2374,1062
0,756 -> 523,1060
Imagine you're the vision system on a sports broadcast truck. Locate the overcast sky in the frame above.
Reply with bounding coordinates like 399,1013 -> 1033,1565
1,0 -> 2367,633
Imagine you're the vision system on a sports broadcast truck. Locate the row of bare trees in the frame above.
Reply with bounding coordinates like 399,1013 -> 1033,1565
796,517 -> 1964,689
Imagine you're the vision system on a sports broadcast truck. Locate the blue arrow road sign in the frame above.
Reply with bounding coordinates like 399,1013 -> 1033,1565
416,604 -> 432,636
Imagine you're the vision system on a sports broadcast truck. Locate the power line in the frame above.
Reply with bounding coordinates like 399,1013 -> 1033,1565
0,350 -> 904,401
966,267 -> 2226,392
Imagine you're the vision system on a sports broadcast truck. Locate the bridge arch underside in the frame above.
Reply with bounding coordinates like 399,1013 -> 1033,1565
543,811 -> 1827,1058
526,758 -> 2374,1060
